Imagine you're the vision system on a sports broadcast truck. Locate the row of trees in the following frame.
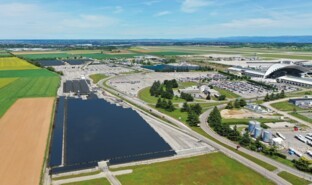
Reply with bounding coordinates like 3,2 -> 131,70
247,79 -> 277,90
156,98 -> 175,112
218,70 -> 250,80
225,99 -> 247,109
180,92 -> 194,102
181,102 -> 202,126
150,80 -> 178,99
264,90 -> 286,102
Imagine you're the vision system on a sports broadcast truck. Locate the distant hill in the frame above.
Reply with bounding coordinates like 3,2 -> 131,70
189,36 -> 312,43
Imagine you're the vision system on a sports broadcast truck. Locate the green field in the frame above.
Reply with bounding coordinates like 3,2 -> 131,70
0,76 -> 60,116
138,87 -> 185,104
214,87 -> 240,99
0,69 -> 58,78
116,152 -> 274,185
290,112 -> 312,123
153,105 -> 189,124
19,53 -> 74,60
80,53 -> 144,59
0,57 -> 38,70
177,81 -> 198,89
271,101 -> 304,111
222,118 -> 282,125
89,74 -> 109,84
259,53 -> 312,60
0,78 -> 18,88
278,171 -> 311,185
63,178 -> 110,185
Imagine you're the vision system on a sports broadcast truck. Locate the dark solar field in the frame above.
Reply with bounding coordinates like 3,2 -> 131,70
37,60 -> 65,66
65,59 -> 90,65
49,97 -> 65,167
49,97 -> 175,174
63,80 -> 90,95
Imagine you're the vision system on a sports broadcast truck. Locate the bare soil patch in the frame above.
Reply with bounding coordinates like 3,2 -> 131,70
0,98 -> 54,185
221,109 -> 264,119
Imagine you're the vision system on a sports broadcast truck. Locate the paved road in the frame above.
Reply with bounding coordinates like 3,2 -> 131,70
99,79 -> 291,185
262,97 -> 311,128
199,106 -> 312,182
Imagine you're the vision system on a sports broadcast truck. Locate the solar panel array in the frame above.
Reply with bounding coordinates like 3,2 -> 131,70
37,60 -> 65,66
63,80 -> 90,95
64,59 -> 90,65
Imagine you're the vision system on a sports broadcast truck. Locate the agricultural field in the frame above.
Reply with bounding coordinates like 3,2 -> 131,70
0,51 -> 12,57
0,78 -> 18,88
18,53 -> 74,60
0,57 -> 38,70
116,152 -> 274,185
79,53 -> 144,59
0,98 -> 54,185
0,58 -> 60,117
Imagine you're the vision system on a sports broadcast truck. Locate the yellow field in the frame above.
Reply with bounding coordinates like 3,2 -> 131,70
0,57 -> 37,70
0,78 -> 18,88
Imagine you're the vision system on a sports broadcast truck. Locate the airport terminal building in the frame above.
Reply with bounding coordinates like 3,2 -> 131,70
229,61 -> 312,87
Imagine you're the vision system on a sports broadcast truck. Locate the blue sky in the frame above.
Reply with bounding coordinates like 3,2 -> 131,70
0,0 -> 312,39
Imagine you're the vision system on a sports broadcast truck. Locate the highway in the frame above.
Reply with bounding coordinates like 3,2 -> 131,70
99,79 -> 292,185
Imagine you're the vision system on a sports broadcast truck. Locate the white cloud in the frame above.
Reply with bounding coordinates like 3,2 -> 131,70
0,2 -> 119,39
181,0 -> 211,13
154,11 -> 171,17
61,15 -> 118,29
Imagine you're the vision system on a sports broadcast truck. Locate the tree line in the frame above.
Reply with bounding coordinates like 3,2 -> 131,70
181,102 -> 202,127
225,99 -> 247,109
150,80 -> 178,99
156,98 -> 175,112
264,90 -> 285,102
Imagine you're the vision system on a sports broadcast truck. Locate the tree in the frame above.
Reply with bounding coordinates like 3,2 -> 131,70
187,111 -> 199,127
218,95 -> 226,101
264,93 -> 269,102
239,99 -> 247,107
208,107 -> 222,127
225,101 -> 234,109
234,99 -> 241,108
191,103 -> 202,115
239,132 -> 251,147
206,94 -> 211,100
280,90 -> 286,98
156,98 -> 162,108
166,100 -> 175,112
181,102 -> 189,112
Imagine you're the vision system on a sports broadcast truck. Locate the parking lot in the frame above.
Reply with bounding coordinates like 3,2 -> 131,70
109,72 -> 212,96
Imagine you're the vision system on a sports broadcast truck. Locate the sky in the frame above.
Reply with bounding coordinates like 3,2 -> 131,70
0,0 -> 312,39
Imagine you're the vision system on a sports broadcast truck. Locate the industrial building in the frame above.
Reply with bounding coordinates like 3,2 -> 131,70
289,96 -> 312,108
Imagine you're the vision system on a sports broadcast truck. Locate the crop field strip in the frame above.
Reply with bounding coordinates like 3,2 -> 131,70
0,76 -> 59,117
0,57 -> 38,70
0,78 -> 18,89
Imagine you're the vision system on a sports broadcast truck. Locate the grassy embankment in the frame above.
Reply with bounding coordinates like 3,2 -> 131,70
89,74 -> 109,84
115,152 -> 274,185
278,171 -> 311,185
